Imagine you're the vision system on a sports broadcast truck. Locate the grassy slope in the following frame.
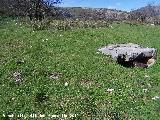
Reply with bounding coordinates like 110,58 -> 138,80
0,18 -> 160,119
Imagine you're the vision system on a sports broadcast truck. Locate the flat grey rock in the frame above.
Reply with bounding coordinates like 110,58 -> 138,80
98,43 -> 157,68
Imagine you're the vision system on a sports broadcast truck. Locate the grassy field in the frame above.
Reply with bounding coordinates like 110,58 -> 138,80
0,18 -> 160,119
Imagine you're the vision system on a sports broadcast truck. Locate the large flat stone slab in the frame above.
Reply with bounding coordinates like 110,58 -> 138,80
98,43 -> 157,68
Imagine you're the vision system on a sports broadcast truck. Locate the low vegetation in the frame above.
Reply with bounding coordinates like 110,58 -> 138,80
24,18 -> 111,31
0,17 -> 160,119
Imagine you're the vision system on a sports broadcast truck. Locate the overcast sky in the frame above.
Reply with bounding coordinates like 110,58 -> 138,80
58,0 -> 160,11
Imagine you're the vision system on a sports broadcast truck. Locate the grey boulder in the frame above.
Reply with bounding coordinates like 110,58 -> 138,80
98,43 -> 156,68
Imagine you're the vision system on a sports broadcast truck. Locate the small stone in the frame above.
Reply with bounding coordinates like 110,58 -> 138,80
49,72 -> 62,80
147,58 -> 155,68
13,72 -> 21,78
50,75 -> 59,79
15,78 -> 22,83
13,71 -> 23,84
16,60 -> 25,65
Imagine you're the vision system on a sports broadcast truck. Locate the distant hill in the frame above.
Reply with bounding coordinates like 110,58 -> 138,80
130,5 -> 160,17
57,5 -> 160,23
1,0 -> 160,24
129,5 -> 160,24
57,7 -> 129,21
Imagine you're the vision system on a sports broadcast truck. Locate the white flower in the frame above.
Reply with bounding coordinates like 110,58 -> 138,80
147,83 -> 152,87
106,88 -> 114,92
152,96 -> 160,100
11,97 -> 15,100
96,51 -> 100,54
109,25 -> 113,28
62,114 -> 67,118
51,114 -> 58,118
144,75 -> 150,78
8,114 -> 14,118
39,114 -> 45,118
46,38 -> 48,41
64,82 -> 69,86
143,89 -> 148,92
60,34 -> 63,37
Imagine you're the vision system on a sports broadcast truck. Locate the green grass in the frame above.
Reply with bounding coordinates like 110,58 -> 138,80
0,18 -> 160,119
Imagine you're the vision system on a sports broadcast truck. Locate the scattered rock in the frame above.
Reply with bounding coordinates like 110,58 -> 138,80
98,43 -> 157,68
80,79 -> 94,88
13,71 -> 23,84
16,59 -> 25,65
150,24 -> 155,26
147,58 -> 155,67
49,72 -> 62,80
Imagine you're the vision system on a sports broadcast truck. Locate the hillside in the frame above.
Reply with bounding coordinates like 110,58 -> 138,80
131,5 -> 160,17
0,18 -> 160,119
128,5 -> 160,24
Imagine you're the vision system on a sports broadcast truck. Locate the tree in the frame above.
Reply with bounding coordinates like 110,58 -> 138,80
0,0 -> 62,20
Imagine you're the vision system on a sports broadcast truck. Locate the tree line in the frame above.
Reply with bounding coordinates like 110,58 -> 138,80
0,0 -> 61,20
0,1 -> 160,25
